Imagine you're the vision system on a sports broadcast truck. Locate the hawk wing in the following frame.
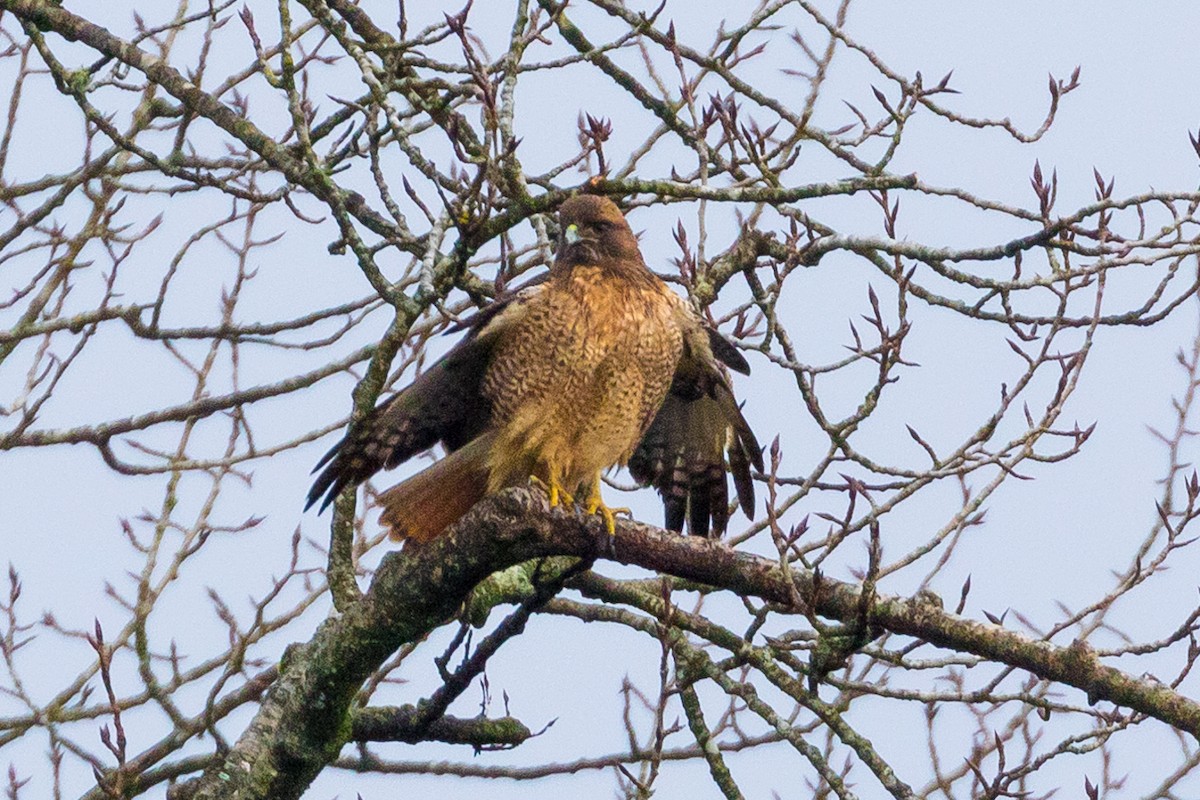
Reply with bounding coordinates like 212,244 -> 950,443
629,326 -> 763,537
305,289 -> 533,513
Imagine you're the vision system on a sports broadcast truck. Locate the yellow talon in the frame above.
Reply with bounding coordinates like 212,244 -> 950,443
529,474 -> 575,508
533,473 -> 628,533
583,476 -> 629,535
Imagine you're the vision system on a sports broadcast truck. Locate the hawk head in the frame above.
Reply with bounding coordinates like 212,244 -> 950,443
555,195 -> 644,268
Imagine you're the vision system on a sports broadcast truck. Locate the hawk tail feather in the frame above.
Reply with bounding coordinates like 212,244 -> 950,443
378,433 -> 494,543
728,434 -> 756,518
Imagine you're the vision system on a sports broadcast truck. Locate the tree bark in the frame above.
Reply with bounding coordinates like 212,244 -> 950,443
172,486 -> 1200,798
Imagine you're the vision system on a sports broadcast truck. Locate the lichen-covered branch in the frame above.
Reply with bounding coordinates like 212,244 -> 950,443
174,487 -> 1200,799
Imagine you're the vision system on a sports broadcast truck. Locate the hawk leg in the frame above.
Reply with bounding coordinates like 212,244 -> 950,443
529,474 -> 576,509
583,473 -> 630,536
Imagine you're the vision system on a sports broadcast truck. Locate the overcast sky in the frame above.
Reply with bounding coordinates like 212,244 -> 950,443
4,2 -> 1200,797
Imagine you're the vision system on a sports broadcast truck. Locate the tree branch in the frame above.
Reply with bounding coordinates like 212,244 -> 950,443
351,706 -> 533,748
175,486 -> 1200,799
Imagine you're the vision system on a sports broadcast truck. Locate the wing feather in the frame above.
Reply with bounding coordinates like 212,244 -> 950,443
629,326 -> 762,537
305,290 -> 532,512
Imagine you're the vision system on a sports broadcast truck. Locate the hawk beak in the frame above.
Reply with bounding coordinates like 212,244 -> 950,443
564,223 -> 580,245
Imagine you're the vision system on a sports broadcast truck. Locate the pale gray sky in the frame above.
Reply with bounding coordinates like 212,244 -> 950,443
4,2 -> 1200,797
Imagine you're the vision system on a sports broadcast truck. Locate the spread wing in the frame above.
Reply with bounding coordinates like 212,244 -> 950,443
305,290 -> 532,512
629,325 -> 763,537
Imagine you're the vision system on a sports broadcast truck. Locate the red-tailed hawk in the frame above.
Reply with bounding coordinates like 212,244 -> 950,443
307,195 -> 762,541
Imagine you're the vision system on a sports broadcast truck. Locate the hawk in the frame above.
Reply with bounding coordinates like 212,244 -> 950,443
307,195 -> 762,542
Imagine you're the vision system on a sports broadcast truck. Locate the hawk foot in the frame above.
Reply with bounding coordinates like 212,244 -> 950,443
584,480 -> 630,536
529,475 -> 575,509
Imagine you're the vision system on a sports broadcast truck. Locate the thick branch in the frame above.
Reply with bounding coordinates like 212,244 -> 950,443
178,487 -> 1200,799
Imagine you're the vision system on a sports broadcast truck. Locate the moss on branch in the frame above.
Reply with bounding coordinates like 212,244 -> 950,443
170,485 -> 1200,799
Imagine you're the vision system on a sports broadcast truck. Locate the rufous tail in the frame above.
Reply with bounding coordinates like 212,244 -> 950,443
378,433 -> 494,543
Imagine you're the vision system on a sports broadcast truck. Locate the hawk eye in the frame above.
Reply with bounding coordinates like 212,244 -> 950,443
593,220 -> 612,232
